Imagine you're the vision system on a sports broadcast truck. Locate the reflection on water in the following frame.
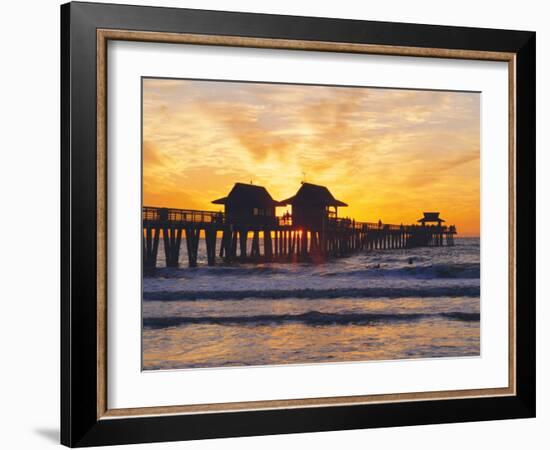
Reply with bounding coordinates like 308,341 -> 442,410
142,238 -> 480,370
143,318 -> 479,370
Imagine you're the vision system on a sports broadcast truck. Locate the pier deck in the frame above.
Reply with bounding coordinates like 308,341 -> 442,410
143,206 -> 457,268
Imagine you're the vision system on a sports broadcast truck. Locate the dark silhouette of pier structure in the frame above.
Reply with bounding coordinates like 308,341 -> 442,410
143,182 -> 457,268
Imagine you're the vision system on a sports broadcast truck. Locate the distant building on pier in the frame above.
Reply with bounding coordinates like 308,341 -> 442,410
417,212 -> 445,226
212,182 -> 280,226
281,182 -> 348,229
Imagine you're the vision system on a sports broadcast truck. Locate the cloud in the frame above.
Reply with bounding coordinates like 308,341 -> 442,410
142,79 -> 480,235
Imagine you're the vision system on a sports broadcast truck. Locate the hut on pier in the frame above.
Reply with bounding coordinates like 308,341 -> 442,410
212,182 -> 280,226
280,182 -> 348,230
417,212 -> 445,226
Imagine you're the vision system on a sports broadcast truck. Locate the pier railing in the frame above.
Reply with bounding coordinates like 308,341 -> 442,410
144,206 -> 455,232
143,206 -> 225,224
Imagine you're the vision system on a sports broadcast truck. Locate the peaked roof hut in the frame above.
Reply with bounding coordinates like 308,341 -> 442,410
417,212 -> 445,225
212,183 -> 280,225
280,182 -> 348,208
280,182 -> 348,229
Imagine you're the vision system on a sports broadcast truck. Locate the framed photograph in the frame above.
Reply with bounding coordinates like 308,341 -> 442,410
61,2 -> 535,447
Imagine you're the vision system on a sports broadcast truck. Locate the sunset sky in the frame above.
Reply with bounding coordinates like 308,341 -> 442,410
143,78 -> 480,236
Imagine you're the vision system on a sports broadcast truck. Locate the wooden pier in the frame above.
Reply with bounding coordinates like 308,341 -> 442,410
142,206 -> 457,269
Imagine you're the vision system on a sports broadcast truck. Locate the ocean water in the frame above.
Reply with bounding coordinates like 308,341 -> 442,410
142,237 -> 480,370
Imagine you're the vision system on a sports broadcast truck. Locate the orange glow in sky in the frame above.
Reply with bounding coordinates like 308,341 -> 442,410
143,78 -> 480,236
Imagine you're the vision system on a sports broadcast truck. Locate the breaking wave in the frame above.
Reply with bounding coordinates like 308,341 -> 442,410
143,285 -> 480,301
321,262 -> 480,279
143,310 -> 480,329
147,262 -> 479,279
